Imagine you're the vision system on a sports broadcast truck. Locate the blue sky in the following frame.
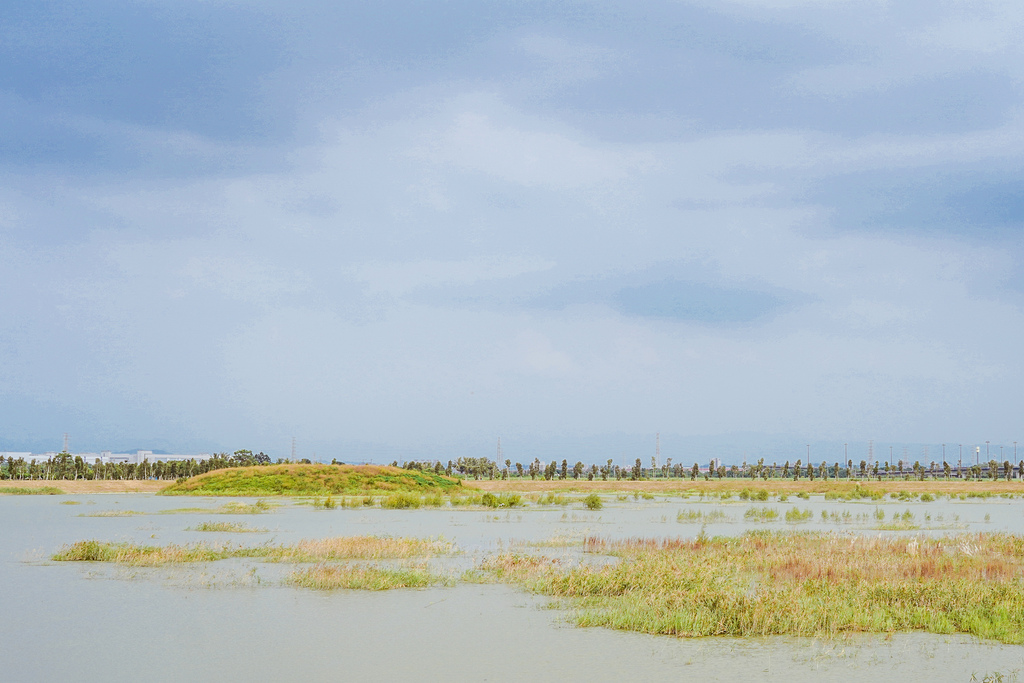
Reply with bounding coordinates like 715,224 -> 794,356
2,0 -> 1024,464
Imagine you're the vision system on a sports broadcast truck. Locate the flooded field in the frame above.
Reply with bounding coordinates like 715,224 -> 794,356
3,491 -> 1024,682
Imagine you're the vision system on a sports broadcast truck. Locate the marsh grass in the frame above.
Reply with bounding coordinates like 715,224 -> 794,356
743,507 -> 780,522
80,510 -> 144,517
52,536 -> 454,566
188,521 -> 268,533
537,493 -> 571,506
482,492 -> 522,508
0,486 -> 64,495
160,500 -> 275,515
449,493 -> 483,506
825,485 -> 885,501
678,509 -> 731,523
784,507 -> 813,523
583,494 -> 603,510
381,492 -> 422,509
482,531 -> 1024,644
287,563 -> 448,590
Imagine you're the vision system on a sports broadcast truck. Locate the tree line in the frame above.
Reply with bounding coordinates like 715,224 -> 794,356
0,449 -> 286,481
397,455 -> 1024,482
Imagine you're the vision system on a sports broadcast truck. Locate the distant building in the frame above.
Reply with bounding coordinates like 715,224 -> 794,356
29,450 -> 209,465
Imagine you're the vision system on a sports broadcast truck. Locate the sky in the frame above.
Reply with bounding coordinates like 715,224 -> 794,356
2,0 -> 1023,465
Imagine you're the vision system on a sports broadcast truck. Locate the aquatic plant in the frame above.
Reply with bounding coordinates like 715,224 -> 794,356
0,486 -> 64,495
481,492 -> 522,508
584,494 -> 603,510
743,507 -> 779,522
52,535 -> 454,566
784,507 -> 813,523
381,492 -> 422,509
483,531 -> 1024,644
287,564 -> 448,590
188,522 -> 267,533
677,509 -> 731,523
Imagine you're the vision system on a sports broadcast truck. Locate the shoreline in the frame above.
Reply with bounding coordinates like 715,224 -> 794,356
0,480 -> 168,494
5,476 -> 1024,496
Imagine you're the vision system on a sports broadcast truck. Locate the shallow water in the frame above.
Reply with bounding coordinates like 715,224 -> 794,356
3,493 -> 1024,682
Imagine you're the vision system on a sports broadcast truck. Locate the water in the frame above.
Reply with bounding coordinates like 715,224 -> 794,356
3,493 -> 1023,682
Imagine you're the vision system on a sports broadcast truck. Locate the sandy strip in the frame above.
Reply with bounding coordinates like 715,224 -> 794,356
0,480 -> 168,494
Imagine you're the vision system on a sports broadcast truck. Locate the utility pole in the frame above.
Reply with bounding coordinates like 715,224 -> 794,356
655,432 -> 660,470
291,437 -> 296,461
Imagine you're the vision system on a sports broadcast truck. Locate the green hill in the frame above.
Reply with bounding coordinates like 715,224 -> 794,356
161,464 -> 462,497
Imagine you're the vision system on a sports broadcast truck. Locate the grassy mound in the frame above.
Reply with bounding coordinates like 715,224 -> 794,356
160,464 -> 462,497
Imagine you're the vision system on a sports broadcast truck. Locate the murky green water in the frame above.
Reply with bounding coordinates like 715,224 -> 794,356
3,493 -> 1023,682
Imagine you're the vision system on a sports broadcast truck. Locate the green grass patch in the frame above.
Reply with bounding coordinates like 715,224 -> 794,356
784,507 -> 813,523
161,464 -> 462,497
677,509 -> 730,523
481,492 -> 522,508
0,486 -> 65,495
287,564 -> 449,590
188,521 -> 268,532
744,507 -> 780,522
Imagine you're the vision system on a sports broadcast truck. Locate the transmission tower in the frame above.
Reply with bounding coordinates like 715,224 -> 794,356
63,433 -> 69,453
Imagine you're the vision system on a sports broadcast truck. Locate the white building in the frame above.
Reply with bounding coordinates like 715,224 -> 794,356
29,450 -> 209,465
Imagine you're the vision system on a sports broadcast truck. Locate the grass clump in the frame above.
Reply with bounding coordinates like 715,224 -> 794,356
287,564 -> 448,590
80,510 -> 144,517
162,464 -> 462,497
52,535 -> 453,566
188,521 -> 267,533
744,507 -> 780,522
584,494 -> 603,510
677,509 -> 730,523
52,540 -> 228,565
537,493 -> 571,506
785,507 -> 813,523
481,492 -> 522,508
381,492 -> 422,509
0,486 -> 65,495
482,531 -> 1024,644
825,485 -> 885,501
